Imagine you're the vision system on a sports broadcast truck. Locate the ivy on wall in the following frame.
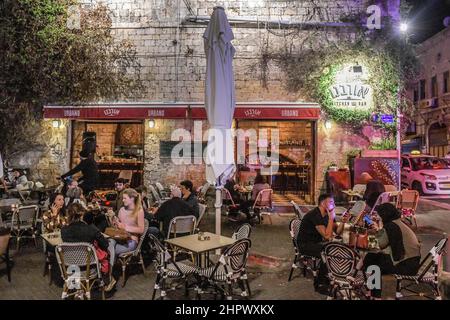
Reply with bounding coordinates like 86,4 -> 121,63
256,15 -> 419,140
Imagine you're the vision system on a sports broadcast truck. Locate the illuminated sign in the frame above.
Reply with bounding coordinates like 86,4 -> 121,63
244,109 -> 262,117
104,108 -> 120,117
372,113 -> 394,124
63,109 -> 80,117
329,64 -> 374,110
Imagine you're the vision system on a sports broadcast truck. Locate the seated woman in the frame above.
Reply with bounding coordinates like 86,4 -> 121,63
42,193 -> 67,233
363,180 -> 385,202
224,178 -> 244,204
109,188 -> 145,264
65,186 -> 87,208
362,203 -> 421,299
239,174 -> 270,221
61,203 -> 113,287
353,191 -> 382,227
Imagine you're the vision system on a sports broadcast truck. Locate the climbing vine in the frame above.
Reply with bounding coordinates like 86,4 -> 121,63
255,8 -> 419,136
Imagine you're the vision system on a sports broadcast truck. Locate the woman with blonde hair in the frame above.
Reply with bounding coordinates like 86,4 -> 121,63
106,188 -> 145,291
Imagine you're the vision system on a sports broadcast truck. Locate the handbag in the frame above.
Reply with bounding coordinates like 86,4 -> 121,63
93,240 -> 109,274
104,227 -> 131,243
348,226 -> 369,249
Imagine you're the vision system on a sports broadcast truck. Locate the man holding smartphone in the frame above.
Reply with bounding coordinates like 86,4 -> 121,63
297,193 -> 350,293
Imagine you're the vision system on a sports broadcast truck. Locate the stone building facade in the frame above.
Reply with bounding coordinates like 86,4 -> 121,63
33,0 -> 398,202
406,26 -> 450,157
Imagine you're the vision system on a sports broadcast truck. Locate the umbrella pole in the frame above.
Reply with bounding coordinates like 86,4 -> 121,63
215,185 -> 222,237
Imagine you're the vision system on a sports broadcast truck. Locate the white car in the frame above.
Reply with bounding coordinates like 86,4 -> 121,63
401,155 -> 450,195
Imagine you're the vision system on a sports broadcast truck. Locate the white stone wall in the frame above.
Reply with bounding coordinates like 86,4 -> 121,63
36,0 -> 391,201
76,0 -> 368,103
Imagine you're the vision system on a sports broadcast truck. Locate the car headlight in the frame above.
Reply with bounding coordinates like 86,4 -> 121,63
420,173 -> 437,180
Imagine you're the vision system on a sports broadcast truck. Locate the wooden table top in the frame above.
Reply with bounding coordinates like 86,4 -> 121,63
165,232 -> 235,254
0,198 -> 21,210
41,231 -> 110,247
342,190 -> 363,198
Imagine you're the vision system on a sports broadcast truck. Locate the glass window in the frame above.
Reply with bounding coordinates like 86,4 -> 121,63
419,79 -> 426,100
431,76 -> 437,98
444,71 -> 449,94
410,157 -> 449,171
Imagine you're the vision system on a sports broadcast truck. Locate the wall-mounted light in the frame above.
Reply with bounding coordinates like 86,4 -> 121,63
400,22 -> 408,33
52,119 -> 61,128
148,119 -> 156,129
325,120 -> 332,130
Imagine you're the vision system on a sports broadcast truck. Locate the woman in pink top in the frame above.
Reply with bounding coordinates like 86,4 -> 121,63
109,188 -> 145,263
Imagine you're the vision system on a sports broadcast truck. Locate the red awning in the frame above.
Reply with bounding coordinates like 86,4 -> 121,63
43,103 -> 320,120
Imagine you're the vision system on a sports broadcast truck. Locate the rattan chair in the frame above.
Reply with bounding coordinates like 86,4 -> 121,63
167,215 -> 197,239
288,218 -> 320,282
0,229 -> 12,282
154,183 -> 170,201
149,185 -> 163,204
395,236 -> 448,300
196,238 -> 252,300
321,242 -> 367,300
196,204 -> 207,229
10,205 -> 39,251
232,223 -> 252,241
55,242 -> 105,300
167,215 -> 197,261
149,234 -> 198,300
252,189 -> 273,224
118,219 -> 149,287
291,200 -> 304,219
397,189 -> 420,228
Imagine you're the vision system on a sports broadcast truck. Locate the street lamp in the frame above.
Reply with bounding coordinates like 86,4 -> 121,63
396,21 -> 408,190
400,22 -> 408,33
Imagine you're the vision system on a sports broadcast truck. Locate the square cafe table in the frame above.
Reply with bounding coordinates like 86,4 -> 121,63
41,231 -> 111,247
165,232 -> 235,268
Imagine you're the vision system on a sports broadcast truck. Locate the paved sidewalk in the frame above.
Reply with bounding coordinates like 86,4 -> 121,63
0,200 -> 448,300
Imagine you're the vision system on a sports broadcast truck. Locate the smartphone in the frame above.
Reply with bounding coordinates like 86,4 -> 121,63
363,215 -> 373,225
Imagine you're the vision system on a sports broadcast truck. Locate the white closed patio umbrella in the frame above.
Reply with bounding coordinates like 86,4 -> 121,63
203,6 -> 236,236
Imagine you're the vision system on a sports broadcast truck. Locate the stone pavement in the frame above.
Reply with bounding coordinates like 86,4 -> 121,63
0,199 -> 448,300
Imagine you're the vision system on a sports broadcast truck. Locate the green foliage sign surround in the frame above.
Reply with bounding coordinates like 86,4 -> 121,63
0,0 -> 143,158
258,22 -> 418,132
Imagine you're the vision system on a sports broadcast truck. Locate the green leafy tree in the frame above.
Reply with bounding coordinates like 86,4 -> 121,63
0,0 -> 142,158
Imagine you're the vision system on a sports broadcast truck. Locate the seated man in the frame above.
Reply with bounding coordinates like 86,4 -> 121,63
297,193 -> 350,292
147,187 -> 194,239
113,178 -> 127,213
180,180 -> 199,219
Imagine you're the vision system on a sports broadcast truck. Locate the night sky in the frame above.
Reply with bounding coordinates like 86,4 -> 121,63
405,0 -> 450,43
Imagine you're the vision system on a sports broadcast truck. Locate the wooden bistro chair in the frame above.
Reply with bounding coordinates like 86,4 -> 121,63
252,189 -> 273,224
118,220 -> 149,287
396,190 -> 420,228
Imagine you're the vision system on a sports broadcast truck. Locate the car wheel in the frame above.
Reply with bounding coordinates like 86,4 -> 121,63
412,181 -> 424,196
